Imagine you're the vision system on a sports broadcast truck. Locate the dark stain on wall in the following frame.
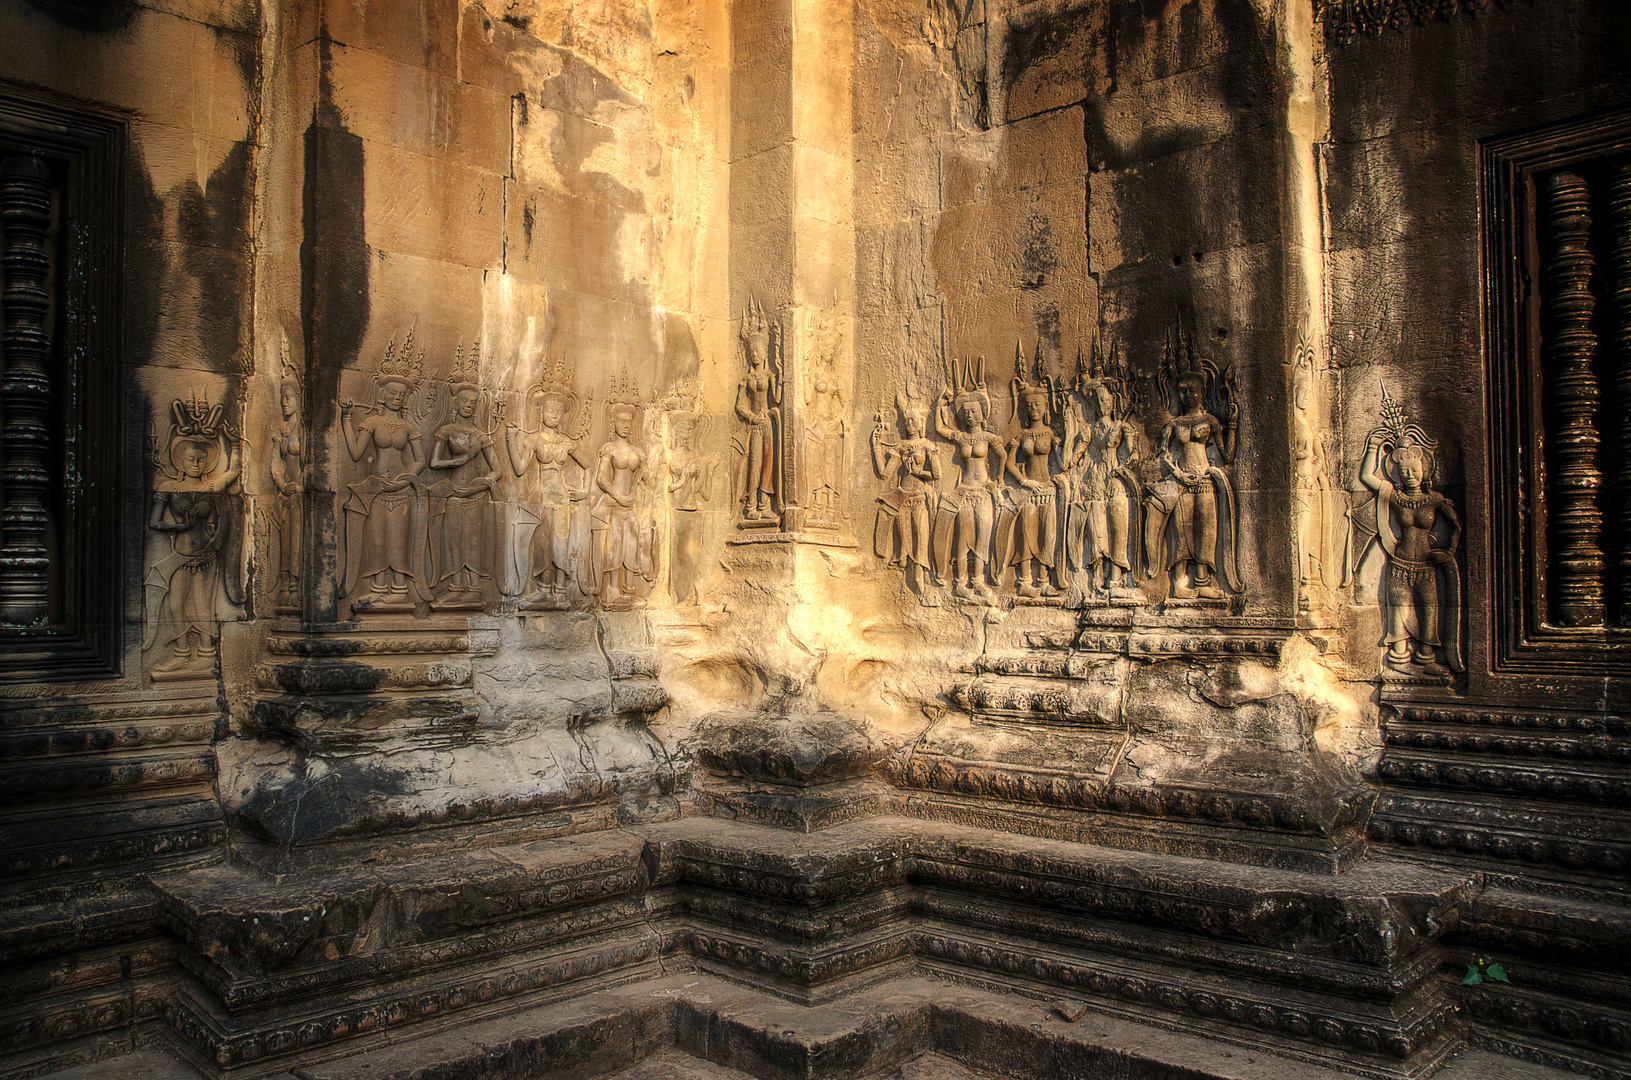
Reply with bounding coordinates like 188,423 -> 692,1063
301,33 -> 371,621
25,0 -> 136,32
177,139 -> 255,371
122,151 -> 165,372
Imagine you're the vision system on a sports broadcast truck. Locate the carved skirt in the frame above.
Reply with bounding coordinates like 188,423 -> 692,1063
1383,557 -> 1441,647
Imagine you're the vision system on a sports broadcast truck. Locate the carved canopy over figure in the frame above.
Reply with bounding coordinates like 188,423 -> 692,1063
268,333 -> 304,612
1063,340 -> 1142,602
935,354 -> 1009,605
145,395 -> 243,678
997,339 -> 1062,599
1143,320 -> 1242,602
1356,384 -> 1463,679
428,344 -> 500,610
508,357 -> 591,609
734,296 -> 782,525
341,329 -> 432,614
591,365 -> 658,608
872,390 -> 943,605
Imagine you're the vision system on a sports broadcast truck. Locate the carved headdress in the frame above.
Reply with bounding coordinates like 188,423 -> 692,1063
1159,315 -> 1232,416
605,361 -> 643,423
447,342 -> 481,397
277,331 -> 302,398
153,391 -> 228,479
526,357 -> 590,437
742,295 -> 771,363
894,389 -> 929,432
1373,382 -> 1439,486
948,354 -> 994,425
1076,337 -> 1132,420
1010,338 -> 1055,422
375,327 -> 425,394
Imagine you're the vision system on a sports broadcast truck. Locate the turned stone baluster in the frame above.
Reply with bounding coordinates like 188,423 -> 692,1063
0,154 -> 55,626
1606,162 -> 1631,623
1540,170 -> 1605,627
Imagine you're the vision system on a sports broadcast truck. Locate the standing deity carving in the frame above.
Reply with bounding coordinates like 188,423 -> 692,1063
1143,322 -> 1242,603
1290,334 -> 1347,610
997,340 -> 1062,599
1356,385 -> 1463,679
340,329 -> 432,615
268,334 -> 304,612
872,391 -> 943,605
804,317 -> 846,528
1063,341 -> 1143,602
428,344 -> 500,610
590,366 -> 658,609
667,410 -> 720,606
734,297 -> 783,526
144,395 -> 243,679
507,358 -> 591,610
934,355 -> 1009,605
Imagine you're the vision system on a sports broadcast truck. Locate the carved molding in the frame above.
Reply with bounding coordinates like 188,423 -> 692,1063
2,823 -> 224,877
164,935 -> 658,1068
1370,793 -> 1630,873
1319,0 -> 1504,46
915,933 -> 1450,1060
266,633 -> 472,656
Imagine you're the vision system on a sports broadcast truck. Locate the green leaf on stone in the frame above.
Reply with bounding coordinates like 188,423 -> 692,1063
1486,963 -> 1509,983
1462,965 -> 1483,985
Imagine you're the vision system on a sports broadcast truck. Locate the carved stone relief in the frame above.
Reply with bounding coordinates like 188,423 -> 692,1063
1062,341 -> 1143,605
665,401 -> 720,607
1355,384 -> 1464,682
340,330 -> 433,616
1290,333 -> 1347,615
507,358 -> 591,611
144,393 -> 244,681
588,366 -> 659,610
872,388 -> 945,606
935,355 -> 1009,605
267,334 -> 304,614
428,345 -> 501,611
734,298 -> 783,528
802,314 -> 847,530
1142,320 -> 1242,608
999,341 -> 1062,601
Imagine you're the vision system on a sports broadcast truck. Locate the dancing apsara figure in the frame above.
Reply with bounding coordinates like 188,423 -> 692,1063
428,344 -> 500,609
872,392 -> 943,604
507,358 -> 592,609
145,395 -> 243,678
340,329 -> 433,614
1355,384 -> 1463,678
1143,321 -> 1242,602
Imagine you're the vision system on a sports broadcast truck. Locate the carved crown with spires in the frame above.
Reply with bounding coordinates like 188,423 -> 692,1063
1010,337 -> 1055,420
742,295 -> 770,359
606,362 -> 642,414
446,342 -> 481,397
376,327 -> 425,391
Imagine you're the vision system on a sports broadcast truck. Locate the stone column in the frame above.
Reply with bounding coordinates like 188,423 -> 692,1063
728,0 -> 856,541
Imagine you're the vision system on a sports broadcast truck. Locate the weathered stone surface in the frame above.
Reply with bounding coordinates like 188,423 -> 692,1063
3,0 -> 1629,1077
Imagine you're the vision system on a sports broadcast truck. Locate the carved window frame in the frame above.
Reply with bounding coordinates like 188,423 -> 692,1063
0,87 -> 126,680
1483,107 -> 1631,677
